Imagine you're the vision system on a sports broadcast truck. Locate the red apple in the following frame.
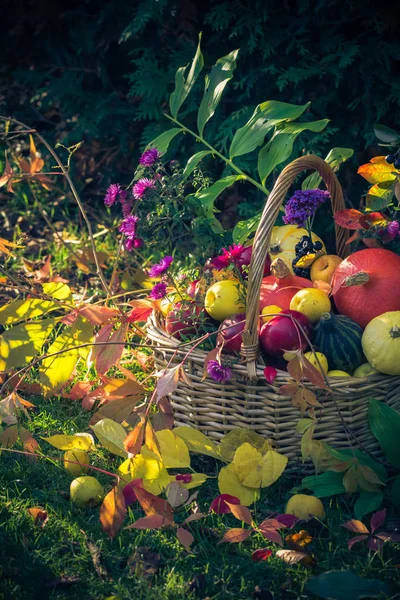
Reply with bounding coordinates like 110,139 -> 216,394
217,313 -> 246,354
165,302 -> 203,340
186,279 -> 200,299
259,309 -> 312,357
235,246 -> 271,279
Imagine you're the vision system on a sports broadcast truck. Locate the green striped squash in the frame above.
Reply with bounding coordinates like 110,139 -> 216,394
312,312 -> 364,373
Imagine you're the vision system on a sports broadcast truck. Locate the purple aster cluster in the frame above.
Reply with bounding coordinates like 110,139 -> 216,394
207,360 -> 232,384
149,282 -> 168,299
132,178 -> 156,200
125,237 -> 144,251
119,215 -> 139,238
139,147 -> 161,167
104,183 -> 123,207
283,189 -> 330,228
148,256 -> 174,278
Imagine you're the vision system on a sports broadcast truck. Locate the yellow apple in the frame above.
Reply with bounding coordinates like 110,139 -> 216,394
64,450 -> 90,477
204,280 -> 246,321
353,363 -> 378,377
70,476 -> 105,508
310,254 -> 343,284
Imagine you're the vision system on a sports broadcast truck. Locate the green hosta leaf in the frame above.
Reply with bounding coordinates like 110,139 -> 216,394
302,147 -> 354,190
197,49 -> 239,136
354,491 -> 383,520
0,318 -> 57,370
169,33 -> 203,119
189,175 -> 241,233
91,418 -> 127,458
232,212 -> 262,245
300,471 -> 346,498
182,150 -> 211,179
282,119 -> 329,135
0,299 -> 61,326
369,399 -> 400,469
39,317 -> 93,395
147,128 -> 182,155
229,100 -> 310,159
374,123 -> 400,145
305,570 -> 389,600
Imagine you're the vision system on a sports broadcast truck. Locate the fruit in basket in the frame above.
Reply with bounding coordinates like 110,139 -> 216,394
261,305 -> 282,323
269,225 -> 325,274
234,245 -> 271,278
285,494 -> 325,520
362,311 -> 400,375
70,476 -> 105,508
303,351 -> 328,374
205,280 -> 246,322
64,450 -> 90,477
160,292 -> 183,316
290,288 -> 331,323
186,279 -> 201,299
260,258 -> 310,311
165,302 -> 203,339
310,254 -> 343,284
217,313 -> 246,354
327,370 -> 351,377
312,312 -> 363,373
332,248 -> 400,328
259,309 -> 312,357
353,362 -> 378,377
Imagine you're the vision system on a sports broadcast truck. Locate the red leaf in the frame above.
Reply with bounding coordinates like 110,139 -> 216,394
300,355 -> 328,389
367,537 -> 384,552
94,323 -> 128,375
100,486 -> 127,539
259,527 -> 284,546
183,512 -> 206,525
176,474 -> 192,483
79,305 -> 118,326
225,502 -> 253,526
287,356 -> 302,382
176,527 -> 194,549
218,528 -> 251,544
370,508 -> 386,534
334,209 -> 363,230
134,487 -> 174,522
279,382 -> 299,396
122,478 -> 144,506
344,230 -> 360,246
264,367 -> 278,384
359,212 -> 387,230
67,382 -> 93,401
19,427 -> 39,454
341,520 -> 369,534
126,514 -> 173,530
127,299 -> 154,322
275,514 -> 299,529
123,417 -> 145,456
347,534 -> 369,550
251,548 -> 272,562
210,494 -> 240,514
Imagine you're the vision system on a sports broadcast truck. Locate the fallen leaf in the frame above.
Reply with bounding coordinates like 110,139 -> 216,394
251,548 -> 272,562
166,481 -> 189,508
100,486 -> 127,538
176,527 -> 194,549
85,540 -> 108,579
210,494 -> 240,514
225,502 -> 253,525
124,416 -> 145,456
126,514 -> 173,530
134,486 -> 174,521
275,549 -> 309,564
218,528 -> 251,544
127,546 -> 162,578
27,507 -> 48,527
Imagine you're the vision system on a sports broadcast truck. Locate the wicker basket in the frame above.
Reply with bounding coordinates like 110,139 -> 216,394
147,155 -> 400,465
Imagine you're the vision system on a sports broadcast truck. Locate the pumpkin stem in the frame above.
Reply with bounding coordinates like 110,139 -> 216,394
270,258 -> 291,279
343,271 -> 370,287
269,243 -> 281,255
390,325 -> 400,339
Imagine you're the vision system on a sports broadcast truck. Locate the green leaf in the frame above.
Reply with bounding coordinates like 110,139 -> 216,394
354,491 -> 383,520
365,180 -> 395,211
182,150 -> 211,179
197,49 -> 239,136
391,475 -> 400,510
169,33 -> 203,119
327,447 -> 387,483
232,212 -> 261,245
368,399 -> 400,468
189,175 -> 241,233
0,299 -> 61,326
39,317 -> 93,395
374,123 -> 400,145
282,118 -> 329,135
229,100 -> 310,159
146,128 -> 182,155
305,570 -> 389,600
302,147 -> 354,190
300,471 -> 345,498
0,317 -> 57,370
91,418 -> 127,458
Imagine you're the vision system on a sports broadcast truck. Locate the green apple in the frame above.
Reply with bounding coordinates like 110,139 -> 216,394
64,450 -> 90,477
70,476 -> 105,508
353,363 -> 378,377
205,280 -> 245,321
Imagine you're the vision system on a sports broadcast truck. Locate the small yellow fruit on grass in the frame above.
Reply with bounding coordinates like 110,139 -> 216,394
304,351 -> 328,374
327,370 -> 351,377
285,494 -> 325,520
310,254 -> 343,284
290,288 -> 331,323
205,280 -> 245,321
64,450 -> 90,477
353,363 -> 378,377
70,476 -> 105,509
261,305 -> 282,323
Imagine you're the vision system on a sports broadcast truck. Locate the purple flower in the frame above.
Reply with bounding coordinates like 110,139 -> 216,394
148,256 -> 174,278
121,199 -> 133,218
386,221 -> 400,237
283,189 -> 330,228
149,282 -> 167,299
104,183 -> 123,207
119,215 -> 139,238
132,178 -> 156,200
207,360 -> 232,384
133,238 -> 144,248
139,147 -> 161,167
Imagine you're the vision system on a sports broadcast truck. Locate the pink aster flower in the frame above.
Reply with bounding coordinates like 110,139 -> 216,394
104,183 -> 123,207
148,256 -> 174,278
139,147 -> 161,167
121,199 -> 133,218
149,282 -> 167,299
211,244 -> 244,269
207,360 -> 232,384
132,178 -> 156,200
133,238 -> 144,249
119,215 -> 139,238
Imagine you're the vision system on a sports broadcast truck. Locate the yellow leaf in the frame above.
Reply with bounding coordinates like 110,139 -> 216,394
174,472 -> 208,490
0,318 -> 57,370
218,463 -> 260,506
357,159 -> 399,184
91,418 -> 128,458
295,251 -> 324,268
219,429 -> 272,462
41,432 -> 94,451
174,426 -> 220,459
232,443 -> 288,488
118,452 -> 172,495
0,299 -> 60,326
155,430 -> 191,468
42,282 -> 73,302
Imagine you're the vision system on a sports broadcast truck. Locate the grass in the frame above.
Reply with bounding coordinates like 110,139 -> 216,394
1,396 -> 399,600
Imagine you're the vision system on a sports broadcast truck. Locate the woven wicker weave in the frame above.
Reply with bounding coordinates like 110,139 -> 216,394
146,155 -> 400,465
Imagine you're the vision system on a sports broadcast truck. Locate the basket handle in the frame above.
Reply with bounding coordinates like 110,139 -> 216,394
241,154 -> 349,378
